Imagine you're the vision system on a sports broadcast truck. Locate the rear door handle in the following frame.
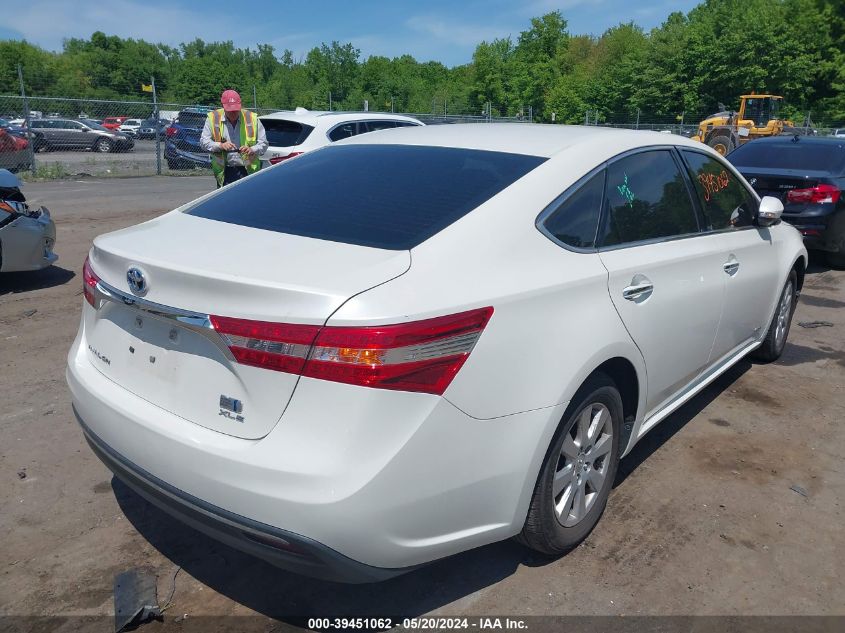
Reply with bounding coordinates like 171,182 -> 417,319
622,282 -> 654,302
723,257 -> 740,276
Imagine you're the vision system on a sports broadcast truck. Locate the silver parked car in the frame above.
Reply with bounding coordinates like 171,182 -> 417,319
30,118 -> 134,153
0,170 -> 57,272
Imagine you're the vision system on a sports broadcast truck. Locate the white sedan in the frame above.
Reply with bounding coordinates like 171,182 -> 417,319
67,124 -> 806,582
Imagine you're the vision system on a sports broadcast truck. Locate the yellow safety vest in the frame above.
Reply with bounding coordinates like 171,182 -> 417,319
208,108 -> 260,186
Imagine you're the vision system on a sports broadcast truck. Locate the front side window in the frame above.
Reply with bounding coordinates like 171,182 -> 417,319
682,150 -> 757,230
364,120 -> 397,133
541,170 -> 604,249
598,150 -> 699,247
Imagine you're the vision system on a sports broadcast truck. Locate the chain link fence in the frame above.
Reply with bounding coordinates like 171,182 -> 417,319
3,94 -> 841,179
0,94 -> 531,179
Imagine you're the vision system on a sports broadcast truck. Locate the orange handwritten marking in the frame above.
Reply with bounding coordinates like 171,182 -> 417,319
698,170 -> 730,202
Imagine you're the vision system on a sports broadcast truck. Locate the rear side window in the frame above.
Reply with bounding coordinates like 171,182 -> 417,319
186,144 -> 546,250
682,150 -> 757,229
598,150 -> 699,247
177,112 -> 208,128
328,123 -> 358,141
541,170 -> 604,249
729,141 -> 845,174
261,119 -> 314,147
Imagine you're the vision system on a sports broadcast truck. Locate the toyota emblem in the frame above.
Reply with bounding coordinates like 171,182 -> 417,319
126,267 -> 147,295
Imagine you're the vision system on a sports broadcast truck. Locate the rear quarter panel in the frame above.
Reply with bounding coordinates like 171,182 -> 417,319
327,150 -> 647,421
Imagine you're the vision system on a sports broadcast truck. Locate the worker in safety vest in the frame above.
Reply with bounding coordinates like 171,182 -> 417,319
200,89 -> 268,187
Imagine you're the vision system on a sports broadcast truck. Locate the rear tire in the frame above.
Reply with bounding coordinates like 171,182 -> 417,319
826,251 -> 845,270
517,372 -> 621,555
753,270 -> 797,362
93,138 -> 112,153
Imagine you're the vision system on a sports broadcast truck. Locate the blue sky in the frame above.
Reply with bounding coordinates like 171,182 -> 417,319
0,0 -> 701,66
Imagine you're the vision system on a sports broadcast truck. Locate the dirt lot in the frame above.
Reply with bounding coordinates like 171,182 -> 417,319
1,176 -> 843,630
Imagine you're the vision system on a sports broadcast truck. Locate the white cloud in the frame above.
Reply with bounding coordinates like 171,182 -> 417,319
4,0 -> 261,50
405,15 -> 511,46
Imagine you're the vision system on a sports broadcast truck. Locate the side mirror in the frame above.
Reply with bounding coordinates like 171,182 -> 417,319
757,195 -> 783,227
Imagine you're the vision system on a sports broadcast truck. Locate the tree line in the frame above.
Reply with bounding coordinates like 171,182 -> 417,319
0,0 -> 843,124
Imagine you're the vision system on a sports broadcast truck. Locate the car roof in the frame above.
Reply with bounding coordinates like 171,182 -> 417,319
335,123 -> 706,158
260,108 -> 422,126
735,135 -> 845,146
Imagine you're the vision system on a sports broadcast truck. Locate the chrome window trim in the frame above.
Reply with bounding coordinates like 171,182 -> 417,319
89,278 -> 235,362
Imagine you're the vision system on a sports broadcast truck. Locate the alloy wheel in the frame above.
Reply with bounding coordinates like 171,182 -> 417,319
774,280 -> 793,350
553,402 -> 614,527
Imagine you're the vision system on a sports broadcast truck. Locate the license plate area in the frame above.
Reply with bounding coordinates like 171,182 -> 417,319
84,301 -> 296,439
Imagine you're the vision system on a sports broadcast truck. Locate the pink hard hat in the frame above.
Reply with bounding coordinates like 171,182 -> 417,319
221,90 -> 242,111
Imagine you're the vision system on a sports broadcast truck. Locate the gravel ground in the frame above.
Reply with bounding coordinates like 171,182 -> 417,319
1,176 -> 843,631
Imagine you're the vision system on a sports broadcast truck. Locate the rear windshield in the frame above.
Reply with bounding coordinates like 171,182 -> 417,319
177,111 -> 209,128
729,140 -> 845,173
261,118 -> 314,147
186,144 -> 546,250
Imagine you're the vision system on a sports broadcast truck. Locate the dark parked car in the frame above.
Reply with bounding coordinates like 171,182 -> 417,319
137,118 -> 170,139
30,118 -> 134,153
728,136 -> 845,268
164,108 -> 212,169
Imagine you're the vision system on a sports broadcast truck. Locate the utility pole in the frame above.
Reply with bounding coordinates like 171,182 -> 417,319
17,64 -> 35,173
635,109 -> 640,130
529,105 -> 533,123
391,96 -> 394,113
253,85 -> 258,110
151,75 -> 161,175
329,92 -> 332,111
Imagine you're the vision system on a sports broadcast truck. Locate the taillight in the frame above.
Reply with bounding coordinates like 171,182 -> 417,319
210,307 -> 493,395
165,126 -> 177,137
209,316 -> 319,374
269,152 -> 303,165
82,256 -> 99,307
787,184 -> 841,204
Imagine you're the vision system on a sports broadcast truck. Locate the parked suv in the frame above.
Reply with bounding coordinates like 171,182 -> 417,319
30,118 -> 134,153
118,118 -> 143,137
260,108 -> 423,166
69,125 -> 806,582
164,108 -> 213,169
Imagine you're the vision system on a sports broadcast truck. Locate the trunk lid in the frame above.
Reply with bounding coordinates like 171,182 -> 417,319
86,212 -> 410,439
738,167 -> 825,205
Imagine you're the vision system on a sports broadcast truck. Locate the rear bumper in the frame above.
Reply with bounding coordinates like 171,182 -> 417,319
66,317 -> 563,577
77,411 -> 405,583
782,208 -> 844,253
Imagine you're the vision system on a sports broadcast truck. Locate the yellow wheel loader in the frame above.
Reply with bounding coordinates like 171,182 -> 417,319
693,94 -> 797,155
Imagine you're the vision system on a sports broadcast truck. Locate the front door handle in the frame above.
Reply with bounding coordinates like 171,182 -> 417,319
723,257 -> 740,276
622,281 -> 654,302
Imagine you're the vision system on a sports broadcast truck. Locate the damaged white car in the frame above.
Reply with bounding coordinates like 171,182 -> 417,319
0,169 -> 57,272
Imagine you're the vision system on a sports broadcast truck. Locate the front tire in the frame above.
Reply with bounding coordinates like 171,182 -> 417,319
707,134 -> 735,155
93,138 -> 112,153
753,270 -> 797,362
518,373 -> 621,555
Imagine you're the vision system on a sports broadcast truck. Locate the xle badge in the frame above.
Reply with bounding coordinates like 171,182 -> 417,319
219,395 -> 245,423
